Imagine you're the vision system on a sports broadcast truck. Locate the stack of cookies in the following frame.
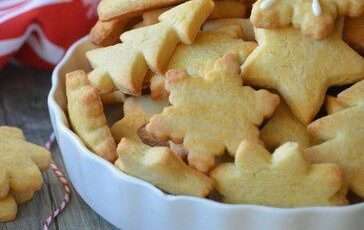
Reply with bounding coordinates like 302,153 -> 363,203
65,0 -> 364,208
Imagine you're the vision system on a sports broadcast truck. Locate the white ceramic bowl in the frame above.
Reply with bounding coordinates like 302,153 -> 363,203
48,36 -> 364,230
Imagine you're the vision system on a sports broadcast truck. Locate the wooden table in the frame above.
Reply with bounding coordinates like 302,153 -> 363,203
0,65 -> 118,230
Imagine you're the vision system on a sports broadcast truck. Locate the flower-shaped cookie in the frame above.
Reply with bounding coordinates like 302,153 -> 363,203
0,126 -> 51,222
146,54 -> 280,172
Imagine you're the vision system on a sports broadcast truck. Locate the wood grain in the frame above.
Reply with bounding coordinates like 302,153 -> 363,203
0,65 -> 118,230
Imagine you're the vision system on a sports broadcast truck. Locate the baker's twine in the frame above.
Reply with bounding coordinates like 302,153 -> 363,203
42,133 -> 72,230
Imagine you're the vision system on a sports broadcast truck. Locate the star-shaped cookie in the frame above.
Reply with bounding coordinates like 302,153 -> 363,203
112,96 -> 213,197
306,80 -> 364,198
146,54 -> 280,172
210,140 -> 347,207
241,20 -> 364,124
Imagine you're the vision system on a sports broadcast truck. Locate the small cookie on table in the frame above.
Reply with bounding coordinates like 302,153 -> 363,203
0,126 -> 51,222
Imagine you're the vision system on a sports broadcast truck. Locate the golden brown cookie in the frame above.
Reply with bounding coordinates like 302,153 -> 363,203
209,0 -> 248,19
251,0 -> 364,39
66,70 -> 117,162
261,101 -> 312,151
87,0 -> 214,95
344,16 -> 364,56
90,18 -> 129,46
0,126 -> 51,222
203,18 -> 255,40
306,80 -> 364,198
241,20 -> 364,124
146,54 -> 279,172
211,140 -> 347,207
98,0 -> 185,21
112,96 -> 213,197
151,31 -> 257,100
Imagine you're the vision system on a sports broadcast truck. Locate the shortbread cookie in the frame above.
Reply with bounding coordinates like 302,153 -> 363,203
100,91 -> 126,105
261,101 -> 312,151
209,0 -> 248,19
90,18 -> 129,46
146,54 -> 279,172
251,0 -> 364,39
151,32 -> 257,99
211,141 -> 347,206
87,0 -> 214,95
143,8 -> 171,26
111,97 -> 213,197
142,1 -> 249,26
203,18 -> 255,40
0,126 -> 51,222
344,16 -> 364,55
168,32 -> 257,77
111,96 -> 168,142
66,70 -> 117,162
98,0 -> 185,21
241,20 -> 364,124
326,80 -> 364,114
325,96 -> 346,114
116,138 -> 213,197
306,80 -> 364,197
0,196 -> 17,222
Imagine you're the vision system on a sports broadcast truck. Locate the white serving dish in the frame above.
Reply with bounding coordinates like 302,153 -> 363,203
48,36 -> 364,230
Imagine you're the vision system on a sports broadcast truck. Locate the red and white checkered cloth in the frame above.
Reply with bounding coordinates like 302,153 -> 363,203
0,0 -> 99,69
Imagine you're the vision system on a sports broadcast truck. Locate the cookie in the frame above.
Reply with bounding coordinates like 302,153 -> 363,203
241,20 -> 364,124
142,1 -> 249,26
0,126 -> 51,222
151,32 -> 257,99
211,140 -> 347,207
111,96 -> 213,197
251,0 -> 364,39
66,70 -> 117,162
261,101 -> 312,151
116,138 -> 213,197
87,0 -> 214,95
203,18 -> 255,40
98,0 -> 185,21
306,80 -> 364,198
344,16 -> 364,55
90,18 -> 129,46
0,196 -> 17,222
142,8 -> 171,26
209,0 -> 248,19
146,54 -> 279,172
100,91 -> 126,105
325,95 -> 346,114
111,96 -> 169,142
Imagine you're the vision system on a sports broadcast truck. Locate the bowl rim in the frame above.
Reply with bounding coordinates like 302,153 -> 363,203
48,35 -> 364,214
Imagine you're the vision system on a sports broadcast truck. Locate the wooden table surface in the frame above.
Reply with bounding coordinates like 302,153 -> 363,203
0,65 -> 118,230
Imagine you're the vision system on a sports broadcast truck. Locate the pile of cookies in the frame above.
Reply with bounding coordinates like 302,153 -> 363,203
0,126 -> 51,222
65,0 -> 364,208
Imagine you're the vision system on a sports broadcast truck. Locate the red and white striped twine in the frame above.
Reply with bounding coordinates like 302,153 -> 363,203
42,133 -> 72,230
